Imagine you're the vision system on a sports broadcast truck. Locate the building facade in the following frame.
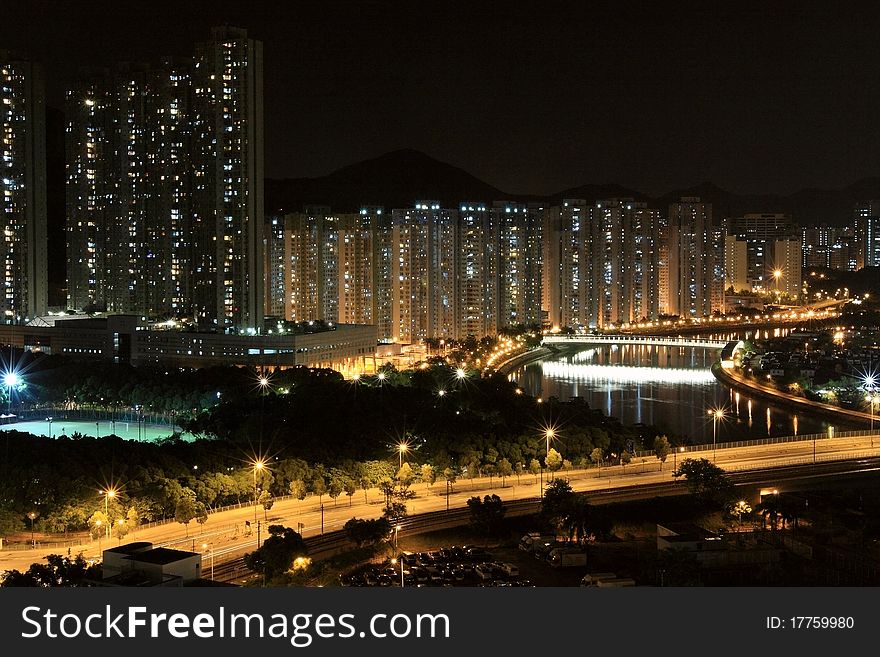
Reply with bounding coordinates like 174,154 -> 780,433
65,28 -> 264,331
1,52 -> 47,323
666,198 -> 720,318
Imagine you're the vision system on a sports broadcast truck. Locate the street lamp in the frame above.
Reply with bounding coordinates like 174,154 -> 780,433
45,416 -> 53,438
252,460 -> 265,523
865,393 -> 880,447
3,370 -> 20,414
708,408 -> 724,462
673,446 -> 685,474
540,427 -> 555,497
397,442 -> 409,470
733,500 -> 751,528
202,542 -> 214,579
391,557 -> 405,587
27,511 -> 36,547
100,488 -> 116,538
773,269 -> 782,295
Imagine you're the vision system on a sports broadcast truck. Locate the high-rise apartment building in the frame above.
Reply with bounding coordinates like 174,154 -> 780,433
456,203 -> 496,338
595,199 -> 660,326
772,239 -> 802,300
495,202 -> 543,329
391,203 -> 457,343
66,27 -> 264,331
857,201 -> 880,269
1,52 -> 47,323
724,235 -> 749,292
666,198 -> 721,318
546,198 -> 659,329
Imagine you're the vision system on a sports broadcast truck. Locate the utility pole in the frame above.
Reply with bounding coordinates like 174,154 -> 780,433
320,504 -> 324,534
257,520 -> 261,549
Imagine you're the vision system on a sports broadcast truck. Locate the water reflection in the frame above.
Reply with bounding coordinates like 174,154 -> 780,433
512,343 -> 854,444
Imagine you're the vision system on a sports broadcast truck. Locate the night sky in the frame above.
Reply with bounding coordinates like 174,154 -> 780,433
3,0 -> 880,196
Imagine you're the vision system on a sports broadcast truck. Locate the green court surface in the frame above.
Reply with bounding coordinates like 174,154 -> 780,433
0,418 -> 192,441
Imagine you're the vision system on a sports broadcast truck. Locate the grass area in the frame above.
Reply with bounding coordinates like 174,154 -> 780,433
0,419 -> 191,442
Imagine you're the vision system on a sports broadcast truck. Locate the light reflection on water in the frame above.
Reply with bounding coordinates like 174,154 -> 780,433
511,341 -> 855,444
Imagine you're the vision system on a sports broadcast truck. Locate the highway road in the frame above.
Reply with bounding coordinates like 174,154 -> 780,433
2,430 -> 879,576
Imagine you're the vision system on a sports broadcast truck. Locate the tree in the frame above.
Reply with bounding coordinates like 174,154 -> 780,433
88,511 -> 109,540
673,458 -> 734,507
497,458 -> 513,486
0,554 -> 101,587
327,472 -> 345,507
420,463 -> 436,489
258,490 -> 275,520
467,494 -> 506,535
311,475 -> 327,505
442,467 -> 457,493
343,477 -> 357,507
289,479 -> 307,501
125,507 -> 140,536
343,517 -> 392,548
174,488 -> 199,536
0,509 -> 23,543
396,462 -> 414,486
653,435 -> 671,471
620,450 -> 632,469
590,448 -> 604,469
541,478 -> 575,531
528,458 -> 541,483
514,461 -> 524,485
243,525 -> 308,581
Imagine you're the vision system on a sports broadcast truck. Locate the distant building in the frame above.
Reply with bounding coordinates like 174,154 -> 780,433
0,51 -> 48,323
773,239 -> 803,300
860,201 -> 880,268
724,235 -> 749,293
727,213 -> 796,289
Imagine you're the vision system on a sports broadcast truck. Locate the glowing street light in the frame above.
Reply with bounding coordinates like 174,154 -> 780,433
397,442 -> 410,470
202,542 -> 214,579
252,460 -> 265,523
99,488 -> 117,538
773,269 -> 782,294
455,367 -> 467,380
3,370 -> 21,413
27,511 -> 37,548
733,500 -> 752,528
391,557 -> 405,587
865,393 -> 880,447
708,408 -> 724,462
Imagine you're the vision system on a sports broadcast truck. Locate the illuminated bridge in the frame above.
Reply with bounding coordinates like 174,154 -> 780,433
542,334 -> 728,349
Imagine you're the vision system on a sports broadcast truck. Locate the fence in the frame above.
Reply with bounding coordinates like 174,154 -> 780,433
5,406 -> 177,427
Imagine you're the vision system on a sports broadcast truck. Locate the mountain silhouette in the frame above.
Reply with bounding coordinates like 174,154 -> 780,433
267,149 -> 877,227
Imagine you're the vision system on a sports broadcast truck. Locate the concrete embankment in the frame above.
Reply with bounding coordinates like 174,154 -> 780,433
712,362 -> 870,427
494,346 -> 557,376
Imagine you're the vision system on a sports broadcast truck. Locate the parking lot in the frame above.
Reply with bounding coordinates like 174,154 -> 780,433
339,545 -> 535,587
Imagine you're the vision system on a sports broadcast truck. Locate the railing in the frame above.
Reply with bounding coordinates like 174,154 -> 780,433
542,334 -> 728,348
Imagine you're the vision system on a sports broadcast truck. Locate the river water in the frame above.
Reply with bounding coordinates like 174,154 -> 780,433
510,329 -> 860,445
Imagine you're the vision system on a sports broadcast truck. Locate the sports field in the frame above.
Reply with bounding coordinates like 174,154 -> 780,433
0,418 -> 192,441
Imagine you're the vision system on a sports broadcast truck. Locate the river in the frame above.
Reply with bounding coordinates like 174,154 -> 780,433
510,329 -> 859,445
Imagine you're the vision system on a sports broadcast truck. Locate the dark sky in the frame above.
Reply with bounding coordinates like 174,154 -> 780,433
4,0 -> 880,196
